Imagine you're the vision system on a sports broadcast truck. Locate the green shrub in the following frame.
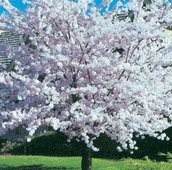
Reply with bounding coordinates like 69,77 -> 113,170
0,127 -> 171,161
0,141 -> 21,154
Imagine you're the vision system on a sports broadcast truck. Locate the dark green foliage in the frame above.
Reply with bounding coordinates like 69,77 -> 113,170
112,47 -> 125,55
11,132 -> 82,156
128,10 -> 135,22
1,127 -> 171,161
71,94 -> 81,103
143,0 -> 152,6
0,138 -> 7,151
0,141 -> 21,154
38,73 -> 47,82
0,165 -> 76,170
142,0 -> 152,10
22,34 -> 37,50
22,34 -> 32,45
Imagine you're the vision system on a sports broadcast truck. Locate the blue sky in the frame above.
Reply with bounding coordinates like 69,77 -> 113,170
0,0 -> 172,14
0,0 -> 122,14
0,0 -> 28,13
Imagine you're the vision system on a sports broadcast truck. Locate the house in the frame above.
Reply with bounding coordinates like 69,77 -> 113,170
0,30 -> 21,71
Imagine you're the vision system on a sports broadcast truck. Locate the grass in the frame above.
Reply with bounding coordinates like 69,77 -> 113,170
0,155 -> 171,170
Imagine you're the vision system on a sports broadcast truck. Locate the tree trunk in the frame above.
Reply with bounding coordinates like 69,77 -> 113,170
81,146 -> 92,170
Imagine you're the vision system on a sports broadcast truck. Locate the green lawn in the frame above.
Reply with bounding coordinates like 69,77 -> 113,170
0,156 -> 171,170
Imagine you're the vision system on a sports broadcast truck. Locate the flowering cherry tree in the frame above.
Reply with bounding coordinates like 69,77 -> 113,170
0,0 -> 172,169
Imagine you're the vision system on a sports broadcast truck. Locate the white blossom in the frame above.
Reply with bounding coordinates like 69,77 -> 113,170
0,0 -> 171,153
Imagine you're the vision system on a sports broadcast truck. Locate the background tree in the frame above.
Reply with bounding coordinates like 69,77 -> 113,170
0,0 -> 172,170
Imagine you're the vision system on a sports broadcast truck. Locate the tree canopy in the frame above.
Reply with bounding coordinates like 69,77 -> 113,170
0,0 -> 171,154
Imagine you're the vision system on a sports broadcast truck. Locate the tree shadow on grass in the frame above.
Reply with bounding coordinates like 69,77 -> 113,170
0,165 -> 76,170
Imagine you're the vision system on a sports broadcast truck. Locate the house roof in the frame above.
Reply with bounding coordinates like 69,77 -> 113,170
0,31 -> 21,48
0,30 -> 21,71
